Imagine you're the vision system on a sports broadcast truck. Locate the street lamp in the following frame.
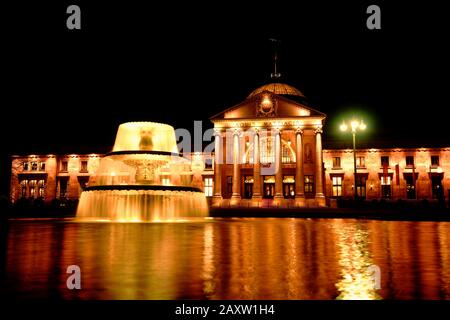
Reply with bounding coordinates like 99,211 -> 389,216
340,119 -> 366,200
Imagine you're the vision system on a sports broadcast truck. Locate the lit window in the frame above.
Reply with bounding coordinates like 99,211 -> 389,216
282,144 -> 293,163
161,177 -> 170,186
332,176 -> 343,197
381,176 -> 391,198
356,156 -> 365,168
381,156 -> 389,167
406,156 -> 414,167
261,137 -> 275,164
332,157 -> 341,169
80,160 -> 88,173
204,177 -> 213,197
431,156 -> 439,167
61,161 -> 68,172
20,180 -> 28,198
381,176 -> 391,185
304,175 -> 314,193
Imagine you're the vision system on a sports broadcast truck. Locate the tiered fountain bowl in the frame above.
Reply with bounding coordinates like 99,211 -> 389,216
76,122 -> 209,222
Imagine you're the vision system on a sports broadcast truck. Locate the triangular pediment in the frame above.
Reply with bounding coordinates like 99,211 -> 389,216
210,91 -> 326,121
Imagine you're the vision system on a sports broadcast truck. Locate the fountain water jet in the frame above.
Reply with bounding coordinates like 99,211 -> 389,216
76,122 -> 209,222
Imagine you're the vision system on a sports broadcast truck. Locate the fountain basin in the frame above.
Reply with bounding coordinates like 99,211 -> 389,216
77,186 -> 208,222
76,121 -> 209,222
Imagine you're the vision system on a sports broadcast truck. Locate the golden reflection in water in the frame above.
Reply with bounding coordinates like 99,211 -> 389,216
331,220 -> 382,300
3,218 -> 450,300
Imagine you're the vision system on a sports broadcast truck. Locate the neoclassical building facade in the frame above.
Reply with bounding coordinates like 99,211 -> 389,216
210,82 -> 327,207
9,82 -> 450,208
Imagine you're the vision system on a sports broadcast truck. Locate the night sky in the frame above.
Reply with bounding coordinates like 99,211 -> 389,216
1,1 -> 449,196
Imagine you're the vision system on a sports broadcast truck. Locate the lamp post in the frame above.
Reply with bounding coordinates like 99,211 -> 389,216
340,119 -> 366,200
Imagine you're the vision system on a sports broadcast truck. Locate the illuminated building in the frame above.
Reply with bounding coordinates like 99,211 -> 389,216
8,82 -> 450,207
210,82 -> 327,207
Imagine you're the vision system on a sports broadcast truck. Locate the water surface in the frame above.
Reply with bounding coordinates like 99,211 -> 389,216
1,218 -> 449,300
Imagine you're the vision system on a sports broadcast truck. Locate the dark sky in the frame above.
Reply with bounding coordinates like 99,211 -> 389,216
1,1 -> 449,196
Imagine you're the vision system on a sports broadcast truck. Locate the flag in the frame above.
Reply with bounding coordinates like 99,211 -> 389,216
395,164 -> 400,185
383,162 -> 389,184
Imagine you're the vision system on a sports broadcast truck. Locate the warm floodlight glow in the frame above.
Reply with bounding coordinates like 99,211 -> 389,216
340,122 -> 348,132
350,120 -> 360,132
77,122 -> 209,222
359,120 -> 367,131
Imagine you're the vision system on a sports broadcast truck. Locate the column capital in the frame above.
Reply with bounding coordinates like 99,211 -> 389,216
251,127 -> 261,135
272,127 -> 282,135
315,126 -> 323,135
213,128 -> 223,136
295,127 -> 304,135
232,128 -> 243,137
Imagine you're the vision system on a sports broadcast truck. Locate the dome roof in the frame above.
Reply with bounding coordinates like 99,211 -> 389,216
247,82 -> 305,98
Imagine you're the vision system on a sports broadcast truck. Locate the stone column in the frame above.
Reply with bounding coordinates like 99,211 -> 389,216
212,129 -> 223,206
274,128 -> 284,203
295,128 -> 305,206
315,127 -> 326,206
230,128 -> 241,205
252,128 -> 262,202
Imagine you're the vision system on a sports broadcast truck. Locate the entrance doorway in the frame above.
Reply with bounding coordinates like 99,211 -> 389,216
283,175 -> 295,199
244,176 -> 253,199
263,176 -> 275,199
405,175 -> 416,199
431,174 -> 444,200
381,176 -> 392,199
356,175 -> 367,199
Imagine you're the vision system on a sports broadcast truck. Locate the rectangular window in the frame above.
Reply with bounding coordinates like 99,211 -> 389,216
205,157 -> 213,170
332,157 -> 341,169
20,180 -> 28,198
381,156 -> 390,167
261,138 -> 275,164
381,176 -> 391,198
23,162 -> 29,171
381,176 -> 391,185
406,156 -> 414,167
356,175 -> 367,198
304,175 -> 314,194
405,175 -> 416,199
61,160 -> 68,172
356,156 -> 365,168
282,144 -> 292,163
204,177 -> 213,197
431,155 -> 440,167
80,160 -> 88,173
226,176 -> 233,196
161,177 -> 170,186
31,161 -> 38,171
39,162 -> 46,171
59,179 -> 68,198
332,176 -> 343,197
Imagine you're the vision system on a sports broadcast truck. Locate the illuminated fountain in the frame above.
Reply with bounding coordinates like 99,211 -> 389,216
76,122 -> 209,222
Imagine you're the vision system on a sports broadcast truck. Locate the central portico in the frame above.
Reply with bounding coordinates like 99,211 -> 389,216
210,82 -> 326,207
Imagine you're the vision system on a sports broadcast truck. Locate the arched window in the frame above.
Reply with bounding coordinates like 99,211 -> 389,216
260,137 -> 275,164
244,137 -> 296,164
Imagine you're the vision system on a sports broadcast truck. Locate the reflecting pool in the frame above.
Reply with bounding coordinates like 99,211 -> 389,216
1,218 -> 450,300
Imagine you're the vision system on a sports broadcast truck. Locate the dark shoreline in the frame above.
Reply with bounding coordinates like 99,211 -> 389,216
1,206 -> 450,222
210,207 -> 450,222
